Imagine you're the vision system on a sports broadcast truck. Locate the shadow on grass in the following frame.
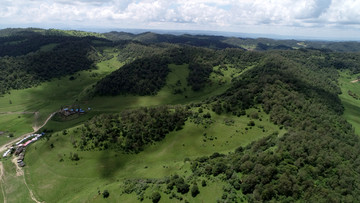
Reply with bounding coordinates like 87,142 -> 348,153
98,150 -> 126,179
339,96 -> 360,136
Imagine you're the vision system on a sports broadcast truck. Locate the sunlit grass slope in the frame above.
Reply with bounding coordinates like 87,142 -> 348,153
339,71 -> 360,135
0,50 -> 121,143
25,108 -> 285,202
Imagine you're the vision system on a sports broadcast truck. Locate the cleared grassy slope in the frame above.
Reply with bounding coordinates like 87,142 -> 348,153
339,71 -> 360,135
1,51 -> 266,202
0,49 -> 122,144
24,108 -> 284,202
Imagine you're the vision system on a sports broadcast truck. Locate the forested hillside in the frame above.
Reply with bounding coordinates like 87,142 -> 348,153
99,49 -> 360,202
203,51 -> 360,201
0,30 -> 110,94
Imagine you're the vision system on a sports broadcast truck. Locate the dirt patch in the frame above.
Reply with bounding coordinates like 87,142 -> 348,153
351,79 -> 359,83
32,112 -> 39,132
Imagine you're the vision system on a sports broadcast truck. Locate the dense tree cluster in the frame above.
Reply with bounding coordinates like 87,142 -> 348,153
121,49 -> 360,202
94,57 -> 170,96
191,51 -> 360,201
0,31 -> 107,57
96,45 -> 265,96
78,106 -> 190,153
115,42 -> 169,63
104,31 -> 237,49
187,62 -> 213,91
0,37 -> 100,94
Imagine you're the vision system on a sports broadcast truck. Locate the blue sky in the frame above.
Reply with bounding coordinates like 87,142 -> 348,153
1,0 -> 360,40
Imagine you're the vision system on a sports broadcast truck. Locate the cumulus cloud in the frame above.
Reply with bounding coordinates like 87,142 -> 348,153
0,0 -> 359,38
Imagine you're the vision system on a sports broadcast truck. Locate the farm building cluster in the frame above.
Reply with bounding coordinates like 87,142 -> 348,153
60,106 -> 91,117
2,133 -> 44,167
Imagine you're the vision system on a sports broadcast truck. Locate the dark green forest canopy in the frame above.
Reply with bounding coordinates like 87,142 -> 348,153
0,36 -> 109,94
78,105 -> 190,153
94,56 -> 170,96
188,52 -> 360,202
94,46 -> 263,96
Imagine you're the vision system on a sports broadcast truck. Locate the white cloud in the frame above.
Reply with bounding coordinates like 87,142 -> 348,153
0,0 -> 360,39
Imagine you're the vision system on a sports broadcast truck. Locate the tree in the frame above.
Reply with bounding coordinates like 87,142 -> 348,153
247,121 -> 255,126
151,192 -> 161,203
177,183 -> 189,194
103,190 -> 109,198
191,184 -> 200,197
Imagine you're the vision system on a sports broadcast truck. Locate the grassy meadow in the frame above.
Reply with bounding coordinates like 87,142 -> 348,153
0,50 -> 278,202
338,71 -> 360,135
0,49 -> 122,143
24,108 -> 284,202
1,159 -> 34,203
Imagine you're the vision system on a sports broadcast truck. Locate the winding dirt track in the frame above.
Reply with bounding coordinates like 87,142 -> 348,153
0,111 -> 57,203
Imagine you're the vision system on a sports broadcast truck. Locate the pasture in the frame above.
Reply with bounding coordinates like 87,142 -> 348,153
338,71 -> 360,135
24,107 -> 284,202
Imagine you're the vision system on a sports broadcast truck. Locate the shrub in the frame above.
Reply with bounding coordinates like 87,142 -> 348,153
151,192 -> 161,203
201,180 -> 207,187
177,183 -> 190,194
103,190 -> 110,198
191,184 -> 200,197
247,121 -> 255,126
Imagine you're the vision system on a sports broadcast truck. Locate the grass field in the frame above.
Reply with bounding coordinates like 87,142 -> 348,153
23,107 -> 285,202
84,63 -> 235,111
0,114 -> 33,146
338,71 -> 360,135
43,63 -> 245,133
1,56 -> 267,202
1,159 -> 34,203
0,56 -> 245,137
0,49 -> 122,144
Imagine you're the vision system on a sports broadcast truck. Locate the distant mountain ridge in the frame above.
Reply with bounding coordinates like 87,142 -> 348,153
2,28 -> 360,52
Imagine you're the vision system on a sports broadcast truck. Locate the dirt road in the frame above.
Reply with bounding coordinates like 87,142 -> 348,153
0,111 -> 57,203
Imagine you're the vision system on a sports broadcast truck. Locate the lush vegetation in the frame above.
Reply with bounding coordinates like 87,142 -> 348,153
94,56 -> 170,95
78,105 -> 190,152
0,35 -> 105,94
193,52 -> 360,201
94,46 -> 263,96
2,28 -> 360,202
